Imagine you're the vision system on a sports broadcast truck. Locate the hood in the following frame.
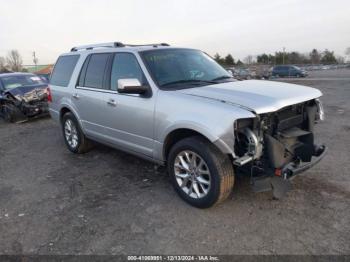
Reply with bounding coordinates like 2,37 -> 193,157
178,80 -> 322,114
5,84 -> 48,103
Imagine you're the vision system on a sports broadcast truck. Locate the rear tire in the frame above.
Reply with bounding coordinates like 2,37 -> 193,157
61,112 -> 92,153
167,136 -> 234,208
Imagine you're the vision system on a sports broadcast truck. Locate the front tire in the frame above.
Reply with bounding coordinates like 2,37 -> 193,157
61,112 -> 92,153
2,103 -> 23,123
167,136 -> 234,208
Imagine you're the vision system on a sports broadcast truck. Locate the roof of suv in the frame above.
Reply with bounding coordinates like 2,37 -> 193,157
63,42 -> 176,56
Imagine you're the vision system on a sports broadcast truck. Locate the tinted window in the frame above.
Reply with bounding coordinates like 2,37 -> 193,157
84,53 -> 110,89
50,55 -> 79,87
110,53 -> 144,91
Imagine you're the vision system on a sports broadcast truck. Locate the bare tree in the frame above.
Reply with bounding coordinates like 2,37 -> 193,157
6,50 -> 23,72
346,47 -> 350,55
336,56 -> 345,64
0,56 -> 6,72
346,47 -> 350,62
33,51 -> 38,69
244,55 -> 253,65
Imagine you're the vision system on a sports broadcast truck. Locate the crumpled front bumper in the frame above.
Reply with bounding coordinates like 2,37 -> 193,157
23,101 -> 49,117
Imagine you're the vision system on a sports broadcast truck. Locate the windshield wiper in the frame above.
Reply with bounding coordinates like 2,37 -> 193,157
160,79 -> 217,87
211,75 -> 233,81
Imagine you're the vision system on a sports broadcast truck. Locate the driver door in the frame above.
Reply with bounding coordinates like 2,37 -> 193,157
102,53 -> 156,157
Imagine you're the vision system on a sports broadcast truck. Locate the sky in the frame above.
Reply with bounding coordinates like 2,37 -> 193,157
0,0 -> 349,64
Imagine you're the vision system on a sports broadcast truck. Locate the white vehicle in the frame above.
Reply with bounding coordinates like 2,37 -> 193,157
49,42 -> 327,208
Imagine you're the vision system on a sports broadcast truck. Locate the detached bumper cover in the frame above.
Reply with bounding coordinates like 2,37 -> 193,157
282,145 -> 327,179
252,145 -> 327,198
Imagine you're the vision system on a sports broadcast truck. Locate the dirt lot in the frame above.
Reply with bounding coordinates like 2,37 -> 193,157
0,69 -> 349,255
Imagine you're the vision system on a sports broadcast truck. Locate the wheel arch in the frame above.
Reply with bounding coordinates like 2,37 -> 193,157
58,105 -> 85,133
59,106 -> 71,123
162,127 -> 232,161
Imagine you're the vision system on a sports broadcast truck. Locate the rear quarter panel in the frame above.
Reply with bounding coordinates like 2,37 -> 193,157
49,53 -> 87,126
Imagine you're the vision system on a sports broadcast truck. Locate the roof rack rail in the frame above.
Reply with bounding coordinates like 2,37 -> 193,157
70,42 -> 170,52
125,43 -> 170,47
70,42 -> 125,52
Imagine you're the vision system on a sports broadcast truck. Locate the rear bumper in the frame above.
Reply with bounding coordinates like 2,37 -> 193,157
282,145 -> 327,179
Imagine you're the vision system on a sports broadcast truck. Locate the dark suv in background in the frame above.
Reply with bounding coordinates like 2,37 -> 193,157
271,65 -> 307,78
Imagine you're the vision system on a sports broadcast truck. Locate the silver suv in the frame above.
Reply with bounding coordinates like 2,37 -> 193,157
49,42 -> 327,208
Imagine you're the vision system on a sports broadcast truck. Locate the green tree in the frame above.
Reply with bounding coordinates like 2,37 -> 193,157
275,52 -> 285,64
288,52 -> 302,64
224,54 -> 235,66
236,60 -> 244,66
214,53 -> 223,64
310,49 -> 321,64
257,53 -> 269,64
321,49 -> 337,64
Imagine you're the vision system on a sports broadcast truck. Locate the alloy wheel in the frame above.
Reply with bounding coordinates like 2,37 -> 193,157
64,119 -> 78,148
174,150 -> 211,199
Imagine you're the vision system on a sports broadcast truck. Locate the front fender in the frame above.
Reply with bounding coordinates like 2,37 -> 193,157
154,91 -> 256,162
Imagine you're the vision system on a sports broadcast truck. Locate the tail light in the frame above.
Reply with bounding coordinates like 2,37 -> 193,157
46,87 -> 52,102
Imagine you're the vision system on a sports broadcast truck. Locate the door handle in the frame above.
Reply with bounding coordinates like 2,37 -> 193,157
107,98 -> 117,106
72,93 -> 79,99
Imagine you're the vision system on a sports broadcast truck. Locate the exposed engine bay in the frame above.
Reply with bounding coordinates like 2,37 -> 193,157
233,99 -> 327,198
0,85 -> 49,122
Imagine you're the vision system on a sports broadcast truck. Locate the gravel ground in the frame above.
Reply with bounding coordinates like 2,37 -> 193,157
0,69 -> 349,255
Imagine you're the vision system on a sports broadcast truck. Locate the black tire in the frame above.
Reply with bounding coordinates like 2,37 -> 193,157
2,103 -> 23,123
167,136 -> 234,208
61,112 -> 92,154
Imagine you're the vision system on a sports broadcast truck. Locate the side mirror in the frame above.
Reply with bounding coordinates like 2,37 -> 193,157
117,79 -> 147,94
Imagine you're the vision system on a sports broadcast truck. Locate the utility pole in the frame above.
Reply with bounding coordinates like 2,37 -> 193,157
32,51 -> 38,72
282,47 -> 286,65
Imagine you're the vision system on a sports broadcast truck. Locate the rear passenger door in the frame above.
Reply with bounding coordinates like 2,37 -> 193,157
74,53 -> 112,138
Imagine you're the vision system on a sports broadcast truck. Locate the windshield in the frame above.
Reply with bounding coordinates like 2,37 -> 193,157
140,49 -> 232,89
1,75 -> 45,89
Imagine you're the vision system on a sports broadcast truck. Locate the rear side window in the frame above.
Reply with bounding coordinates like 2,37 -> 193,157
84,53 -> 110,89
50,55 -> 79,87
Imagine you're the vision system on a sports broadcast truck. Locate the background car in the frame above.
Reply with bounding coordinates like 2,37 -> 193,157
36,73 -> 51,83
0,73 -> 49,122
230,68 -> 254,80
271,65 -> 307,77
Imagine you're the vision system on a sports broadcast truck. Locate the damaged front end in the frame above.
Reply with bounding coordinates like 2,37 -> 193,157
0,85 -> 49,122
233,99 -> 327,198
